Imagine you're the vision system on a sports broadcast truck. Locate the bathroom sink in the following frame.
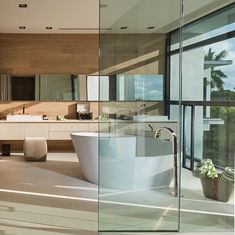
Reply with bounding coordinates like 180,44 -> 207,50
6,115 -> 43,121
132,115 -> 168,122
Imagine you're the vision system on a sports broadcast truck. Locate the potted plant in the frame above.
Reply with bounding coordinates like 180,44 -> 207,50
193,159 -> 234,202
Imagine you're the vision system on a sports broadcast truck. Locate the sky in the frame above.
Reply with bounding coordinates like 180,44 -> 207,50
117,74 -> 163,101
203,23 -> 235,91
134,75 -> 163,100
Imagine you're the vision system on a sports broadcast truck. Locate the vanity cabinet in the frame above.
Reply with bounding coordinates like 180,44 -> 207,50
25,124 -> 49,139
0,123 -> 25,140
88,123 -> 99,132
0,121 -> 98,140
49,123 -> 90,140
0,121 -> 178,140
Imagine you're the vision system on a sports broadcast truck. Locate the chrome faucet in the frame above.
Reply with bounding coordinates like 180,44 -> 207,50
154,127 -> 178,197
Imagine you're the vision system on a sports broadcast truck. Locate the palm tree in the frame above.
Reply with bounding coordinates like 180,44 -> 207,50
205,48 -> 228,90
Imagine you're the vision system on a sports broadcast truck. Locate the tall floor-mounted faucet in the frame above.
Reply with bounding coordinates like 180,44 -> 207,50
154,127 -> 178,197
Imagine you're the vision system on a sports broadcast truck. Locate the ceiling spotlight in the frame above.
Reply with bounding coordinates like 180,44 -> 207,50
147,26 -> 155,29
19,26 -> 26,29
120,26 -> 128,29
19,4 -> 27,8
46,27 -> 53,30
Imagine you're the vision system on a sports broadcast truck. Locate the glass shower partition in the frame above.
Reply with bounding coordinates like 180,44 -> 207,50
99,0 -> 183,232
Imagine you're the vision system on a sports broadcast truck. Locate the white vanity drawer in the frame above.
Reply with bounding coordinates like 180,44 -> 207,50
49,123 -> 89,132
49,131 -> 72,140
0,123 -> 25,140
88,123 -> 98,132
25,124 -> 49,139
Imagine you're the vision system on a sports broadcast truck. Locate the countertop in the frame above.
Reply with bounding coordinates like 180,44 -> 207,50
0,119 -> 177,123
0,119 -> 99,123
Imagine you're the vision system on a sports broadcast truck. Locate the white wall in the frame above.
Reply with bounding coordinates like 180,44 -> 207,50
170,47 -> 204,101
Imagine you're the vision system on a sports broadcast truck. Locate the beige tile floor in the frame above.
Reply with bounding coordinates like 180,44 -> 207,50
99,167 -> 234,232
0,153 -> 98,235
0,153 -> 234,235
99,232 -> 234,235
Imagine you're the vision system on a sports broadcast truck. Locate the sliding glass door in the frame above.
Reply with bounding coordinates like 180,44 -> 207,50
170,1 -> 235,232
98,0 -> 183,232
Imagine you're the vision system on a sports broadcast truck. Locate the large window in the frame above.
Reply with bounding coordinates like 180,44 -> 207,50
169,3 -> 235,168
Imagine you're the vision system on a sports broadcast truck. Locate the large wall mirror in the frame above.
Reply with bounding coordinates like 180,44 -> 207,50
86,74 -> 164,101
0,74 -> 163,101
0,74 -> 81,101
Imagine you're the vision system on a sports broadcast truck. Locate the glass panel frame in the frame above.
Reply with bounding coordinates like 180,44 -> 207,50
98,0 -> 183,232
169,1 -> 234,233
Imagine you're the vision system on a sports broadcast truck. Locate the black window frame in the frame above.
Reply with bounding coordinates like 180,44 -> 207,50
165,2 -> 235,170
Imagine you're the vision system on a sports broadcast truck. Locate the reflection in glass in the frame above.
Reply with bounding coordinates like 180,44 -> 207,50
99,0 -> 181,232
87,75 -> 109,101
0,74 -> 80,101
117,74 -> 163,101
38,74 -> 79,101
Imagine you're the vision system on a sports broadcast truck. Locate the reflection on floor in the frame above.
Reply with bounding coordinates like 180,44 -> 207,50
180,169 -> 234,233
99,189 -> 234,232
0,153 -> 234,235
0,153 -> 98,235
100,232 -> 234,235
99,168 -> 234,232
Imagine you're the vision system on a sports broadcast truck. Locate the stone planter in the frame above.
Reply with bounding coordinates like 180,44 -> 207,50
201,174 -> 234,202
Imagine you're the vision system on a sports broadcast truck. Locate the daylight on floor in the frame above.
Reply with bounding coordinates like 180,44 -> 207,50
0,0 -> 234,235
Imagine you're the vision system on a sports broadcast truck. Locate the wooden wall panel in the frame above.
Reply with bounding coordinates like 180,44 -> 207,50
0,140 -> 75,153
0,34 -> 99,74
100,33 -> 166,75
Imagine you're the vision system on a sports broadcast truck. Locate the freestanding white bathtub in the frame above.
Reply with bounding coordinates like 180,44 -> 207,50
71,132 -> 98,184
71,132 -> 174,189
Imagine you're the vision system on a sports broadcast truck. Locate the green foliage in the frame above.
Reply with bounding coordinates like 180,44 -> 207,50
211,90 -> 235,101
56,115 -> 65,121
193,159 -> 218,179
203,106 -> 235,167
204,48 -> 228,90
99,113 -> 109,121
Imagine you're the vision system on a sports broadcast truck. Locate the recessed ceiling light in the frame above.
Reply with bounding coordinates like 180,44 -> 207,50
120,26 -> 128,29
19,26 -> 26,29
46,27 -> 53,30
19,4 -> 27,8
147,26 -> 155,29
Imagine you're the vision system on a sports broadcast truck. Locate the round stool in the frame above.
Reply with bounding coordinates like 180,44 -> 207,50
24,137 -> 47,162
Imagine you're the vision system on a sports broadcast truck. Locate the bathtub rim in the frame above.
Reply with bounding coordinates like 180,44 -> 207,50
71,132 -> 98,137
71,132 -> 135,138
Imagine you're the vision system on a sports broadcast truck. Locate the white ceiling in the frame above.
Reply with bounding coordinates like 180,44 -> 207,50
101,0 -> 235,33
0,0 -> 99,33
0,0 -> 234,34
